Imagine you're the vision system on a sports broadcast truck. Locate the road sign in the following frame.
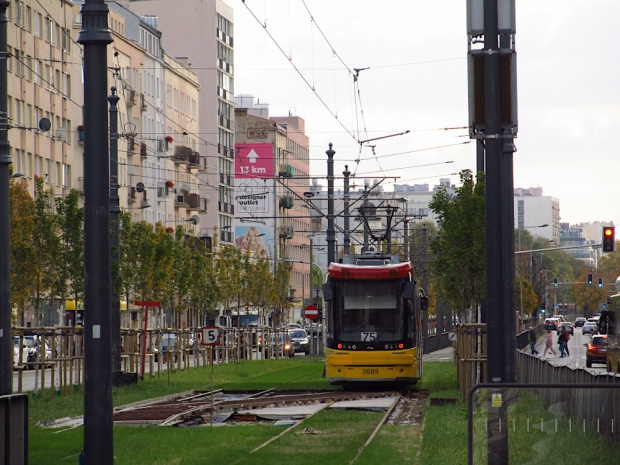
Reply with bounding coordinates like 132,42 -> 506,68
201,327 -> 220,346
304,305 -> 319,320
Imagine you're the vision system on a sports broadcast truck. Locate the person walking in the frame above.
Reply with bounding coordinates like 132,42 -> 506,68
558,328 -> 568,358
528,326 -> 539,355
543,329 -> 557,357
564,328 -> 571,357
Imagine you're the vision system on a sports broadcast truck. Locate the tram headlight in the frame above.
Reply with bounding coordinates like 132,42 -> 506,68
398,343 -> 404,349
337,343 -> 342,349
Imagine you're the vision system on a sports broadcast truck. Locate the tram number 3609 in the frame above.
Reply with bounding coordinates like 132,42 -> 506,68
362,368 -> 379,375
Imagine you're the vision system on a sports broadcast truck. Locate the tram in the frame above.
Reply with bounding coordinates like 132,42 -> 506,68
322,252 -> 425,386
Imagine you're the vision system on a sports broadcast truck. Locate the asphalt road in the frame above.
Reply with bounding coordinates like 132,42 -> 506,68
532,327 -> 607,372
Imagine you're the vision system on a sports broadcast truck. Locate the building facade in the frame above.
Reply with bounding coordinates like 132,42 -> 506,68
234,96 -> 311,320
513,187 -> 560,243
120,0 -> 235,242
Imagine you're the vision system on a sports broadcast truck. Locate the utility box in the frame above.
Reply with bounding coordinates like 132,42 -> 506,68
0,394 -> 28,465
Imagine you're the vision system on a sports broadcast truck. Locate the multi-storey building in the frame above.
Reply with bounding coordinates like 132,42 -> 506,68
513,187 -> 559,243
234,96 -> 311,319
120,0 -> 235,243
8,0 -> 83,203
559,223 -> 597,268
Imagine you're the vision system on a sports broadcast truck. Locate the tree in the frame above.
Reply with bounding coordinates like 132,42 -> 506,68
53,190 -> 84,324
429,170 -> 486,323
572,268 -> 607,316
10,180 -> 36,325
32,176 -> 58,325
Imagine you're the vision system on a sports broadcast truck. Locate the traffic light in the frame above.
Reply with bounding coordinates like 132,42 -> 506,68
603,226 -> 615,253
587,273 -> 593,285
553,277 -> 558,287
598,277 -> 603,287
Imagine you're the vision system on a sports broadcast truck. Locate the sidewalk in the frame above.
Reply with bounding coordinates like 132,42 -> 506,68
424,345 -> 454,361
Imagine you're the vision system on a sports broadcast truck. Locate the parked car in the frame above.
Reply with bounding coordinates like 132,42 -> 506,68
13,336 -> 52,369
582,322 -> 599,335
287,328 -> 310,354
557,322 -> 574,335
263,333 -> 295,359
585,335 -> 607,368
574,317 -> 587,328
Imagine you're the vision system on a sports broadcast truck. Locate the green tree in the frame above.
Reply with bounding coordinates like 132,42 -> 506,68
571,268 -> 607,316
10,180 -> 36,325
32,176 -> 58,325
53,190 -> 84,323
429,169 -> 486,323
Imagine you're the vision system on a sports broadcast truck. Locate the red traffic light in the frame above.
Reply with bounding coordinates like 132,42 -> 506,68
603,226 -> 615,253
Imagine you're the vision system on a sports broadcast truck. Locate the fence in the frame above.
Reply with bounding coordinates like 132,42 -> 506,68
517,349 -> 620,444
12,326 -> 302,396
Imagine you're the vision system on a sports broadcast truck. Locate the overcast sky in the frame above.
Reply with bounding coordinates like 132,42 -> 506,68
231,0 -> 620,229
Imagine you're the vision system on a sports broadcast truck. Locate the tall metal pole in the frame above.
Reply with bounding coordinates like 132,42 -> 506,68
0,0 -> 13,395
403,218 -> 409,263
78,1 -> 114,462
109,87 -> 123,383
326,144 -> 336,265
483,0 -> 516,462
342,165 -> 351,256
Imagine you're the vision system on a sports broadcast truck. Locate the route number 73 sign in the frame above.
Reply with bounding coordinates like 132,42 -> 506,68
201,327 -> 221,346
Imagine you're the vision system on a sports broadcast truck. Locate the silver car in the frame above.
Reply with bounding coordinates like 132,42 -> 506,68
582,322 -> 598,335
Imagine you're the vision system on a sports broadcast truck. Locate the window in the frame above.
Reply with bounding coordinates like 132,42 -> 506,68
25,56 -> 32,81
62,28 -> 71,53
25,6 -> 31,31
15,2 -> 24,27
45,17 -> 53,44
34,60 -> 41,84
6,47 -> 11,73
34,12 -> 42,37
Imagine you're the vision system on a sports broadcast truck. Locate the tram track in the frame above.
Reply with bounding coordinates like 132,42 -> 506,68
112,389 -> 403,427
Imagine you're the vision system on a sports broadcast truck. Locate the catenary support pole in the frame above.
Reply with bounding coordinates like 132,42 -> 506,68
109,87 -> 123,383
326,144 -> 336,265
343,165 -> 351,256
77,0 -> 114,462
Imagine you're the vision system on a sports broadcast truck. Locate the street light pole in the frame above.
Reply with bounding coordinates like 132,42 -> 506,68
0,0 -> 13,395
78,0 -> 114,461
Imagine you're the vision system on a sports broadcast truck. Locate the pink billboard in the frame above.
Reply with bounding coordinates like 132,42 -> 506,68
235,143 -> 274,179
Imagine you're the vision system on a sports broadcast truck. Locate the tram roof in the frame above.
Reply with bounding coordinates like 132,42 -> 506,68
328,261 -> 412,280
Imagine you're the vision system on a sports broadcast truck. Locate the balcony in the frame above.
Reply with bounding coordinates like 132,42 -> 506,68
173,146 -> 190,164
127,89 -> 136,106
279,196 -> 294,209
127,136 -> 135,154
187,193 -> 200,211
188,151 -> 201,168
278,164 -> 294,178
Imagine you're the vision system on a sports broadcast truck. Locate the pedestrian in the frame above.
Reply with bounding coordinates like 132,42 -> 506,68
543,329 -> 557,357
558,328 -> 568,358
564,328 -> 571,357
528,326 -> 539,355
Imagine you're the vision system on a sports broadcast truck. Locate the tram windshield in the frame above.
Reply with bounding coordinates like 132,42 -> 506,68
333,280 -> 404,342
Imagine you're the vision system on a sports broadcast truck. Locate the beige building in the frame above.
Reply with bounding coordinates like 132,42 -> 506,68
119,0 -> 235,244
8,0 -> 83,200
107,3 -> 203,233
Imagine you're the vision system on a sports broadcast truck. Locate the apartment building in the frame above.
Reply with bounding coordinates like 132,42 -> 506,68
234,96 -> 311,315
106,3 -> 202,231
120,0 -> 235,243
8,0 -> 83,199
